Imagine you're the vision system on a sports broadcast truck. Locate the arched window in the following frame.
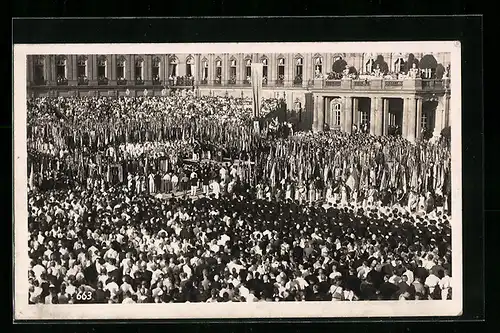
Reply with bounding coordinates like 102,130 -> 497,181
33,56 -> 45,84
334,103 -> 342,126
295,56 -> 303,77
152,56 -> 161,82
116,56 -> 126,80
135,57 -> 144,81
56,56 -> 67,80
202,58 -> 209,81
261,57 -> 268,79
77,56 -> 88,78
314,56 -> 323,76
169,56 -> 178,77
394,57 -> 405,73
215,58 -> 222,83
97,55 -> 107,78
229,57 -> 237,83
277,56 -> 285,83
365,58 -> 375,74
186,56 -> 194,77
245,58 -> 252,79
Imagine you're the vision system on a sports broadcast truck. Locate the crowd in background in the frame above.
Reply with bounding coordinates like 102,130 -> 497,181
26,93 -> 453,304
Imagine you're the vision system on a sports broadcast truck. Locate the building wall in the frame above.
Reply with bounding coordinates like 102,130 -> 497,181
27,52 -> 451,87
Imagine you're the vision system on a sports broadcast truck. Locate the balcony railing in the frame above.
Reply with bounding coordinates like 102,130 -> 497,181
227,79 -> 237,85
135,79 -> 145,86
353,80 -> 370,87
117,78 -> 127,86
167,78 -> 195,87
152,79 -> 162,86
33,78 -> 46,86
213,79 -> 222,86
293,79 -> 303,87
275,79 -> 285,87
325,79 -> 341,87
97,77 -> 109,85
422,79 -> 446,90
56,78 -> 68,86
243,79 -> 251,86
200,79 -> 208,85
77,77 -> 89,86
384,80 -> 404,87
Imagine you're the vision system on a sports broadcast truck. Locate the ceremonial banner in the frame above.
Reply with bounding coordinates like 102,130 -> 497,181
251,63 -> 263,118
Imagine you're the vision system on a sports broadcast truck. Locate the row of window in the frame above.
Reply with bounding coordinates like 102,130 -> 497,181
327,104 -> 430,128
32,55 -> 420,84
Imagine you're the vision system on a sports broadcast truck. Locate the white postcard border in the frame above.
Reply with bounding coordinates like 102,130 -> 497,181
14,41 -> 463,320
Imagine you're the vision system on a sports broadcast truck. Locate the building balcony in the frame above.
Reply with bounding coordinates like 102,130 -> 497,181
227,78 -> 237,85
324,79 -> 341,87
383,79 -> 404,89
152,79 -> 162,86
33,78 -> 46,86
97,77 -> 109,86
200,79 -> 208,85
293,78 -> 303,87
135,78 -> 145,86
56,77 -> 68,86
117,78 -> 127,86
77,76 -> 89,86
213,79 -> 222,86
275,79 -> 285,87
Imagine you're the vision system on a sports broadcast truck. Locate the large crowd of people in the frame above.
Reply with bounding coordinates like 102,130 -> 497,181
26,91 -> 453,305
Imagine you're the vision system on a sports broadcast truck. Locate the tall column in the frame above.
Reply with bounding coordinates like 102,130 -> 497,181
352,97 -> 359,129
128,55 -> 134,81
444,95 -> 450,128
312,95 -> 319,132
433,101 -> 444,137
270,54 -> 276,83
70,55 -> 77,82
222,54 -> 228,85
90,55 -> 96,83
317,96 -> 325,132
369,97 -> 377,135
196,54 -> 201,83
144,55 -> 151,82
208,54 -> 213,82
383,98 -> 390,135
405,96 -> 416,142
343,96 -> 353,133
402,97 -> 408,138
51,56 -> 57,83
415,97 -> 423,140
110,55 -> 116,82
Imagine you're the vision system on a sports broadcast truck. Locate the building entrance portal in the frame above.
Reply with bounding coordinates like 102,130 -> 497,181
355,97 -> 371,133
420,100 -> 438,140
386,98 -> 404,136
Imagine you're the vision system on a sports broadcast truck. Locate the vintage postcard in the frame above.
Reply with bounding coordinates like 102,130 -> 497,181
13,41 -> 462,319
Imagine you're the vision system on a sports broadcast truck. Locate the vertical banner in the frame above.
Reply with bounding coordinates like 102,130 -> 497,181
251,63 -> 263,119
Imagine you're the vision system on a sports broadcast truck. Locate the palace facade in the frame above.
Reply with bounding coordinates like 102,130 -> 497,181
26,52 -> 452,141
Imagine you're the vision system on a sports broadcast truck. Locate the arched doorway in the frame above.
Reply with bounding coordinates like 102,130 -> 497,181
420,100 -> 438,139
354,97 -> 371,133
387,98 -> 404,136
326,97 -> 342,130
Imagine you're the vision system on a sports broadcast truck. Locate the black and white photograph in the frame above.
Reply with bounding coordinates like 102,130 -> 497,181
13,41 -> 463,319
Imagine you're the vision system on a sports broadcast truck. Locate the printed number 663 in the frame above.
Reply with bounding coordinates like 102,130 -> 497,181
76,291 -> 93,301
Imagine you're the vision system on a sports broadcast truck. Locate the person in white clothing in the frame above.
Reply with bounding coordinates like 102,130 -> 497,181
439,269 -> 452,300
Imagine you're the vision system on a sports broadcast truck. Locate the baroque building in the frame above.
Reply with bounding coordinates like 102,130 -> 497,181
26,52 -> 451,141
